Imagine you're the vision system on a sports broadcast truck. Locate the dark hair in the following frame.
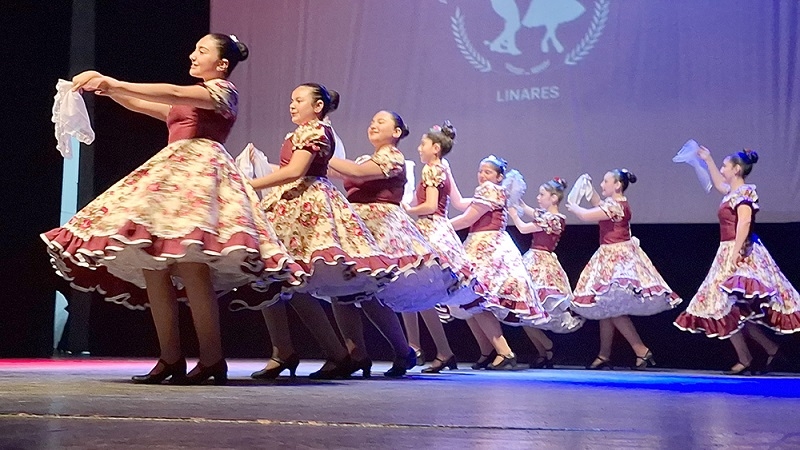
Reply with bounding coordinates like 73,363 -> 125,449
480,155 -> 508,175
542,177 -> 568,203
424,120 -> 456,156
728,148 -> 759,178
208,34 -> 249,75
299,83 -> 340,118
387,111 -> 410,140
610,168 -> 637,192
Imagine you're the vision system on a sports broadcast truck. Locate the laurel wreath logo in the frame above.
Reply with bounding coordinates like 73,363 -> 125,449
451,7 -> 492,72
450,1 -> 610,75
564,0 -> 610,65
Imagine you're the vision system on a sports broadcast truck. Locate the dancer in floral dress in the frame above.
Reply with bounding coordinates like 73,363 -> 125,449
402,121 -> 483,373
448,156 -> 550,370
674,147 -> 800,374
567,169 -> 681,370
509,177 -> 584,368
327,111 -> 455,377
42,34 -> 301,384
237,85 -> 406,380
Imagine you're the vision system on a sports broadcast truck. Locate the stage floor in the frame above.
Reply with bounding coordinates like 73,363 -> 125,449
1,359 -> 799,449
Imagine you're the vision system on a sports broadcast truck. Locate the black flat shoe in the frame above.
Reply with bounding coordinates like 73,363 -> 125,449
634,350 -> 655,370
183,359 -> 228,385
131,358 -> 186,384
486,353 -> 517,370
471,351 -> 497,370
586,356 -> 612,370
421,355 -> 458,373
251,354 -> 300,379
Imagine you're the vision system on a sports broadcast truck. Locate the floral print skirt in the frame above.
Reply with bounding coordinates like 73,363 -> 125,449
674,240 -> 800,338
447,231 -> 549,327
522,249 -> 584,333
41,138 -> 304,310
346,203 -> 454,312
229,177 -> 402,310
571,240 -> 681,320
415,215 -> 484,308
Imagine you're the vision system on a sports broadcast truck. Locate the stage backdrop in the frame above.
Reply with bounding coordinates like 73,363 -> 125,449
211,0 -> 800,224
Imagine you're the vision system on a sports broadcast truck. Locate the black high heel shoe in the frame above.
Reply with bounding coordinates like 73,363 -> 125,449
760,349 -> 786,375
183,359 -> 228,385
421,355 -> 458,373
413,348 -> 426,367
251,354 -> 300,379
487,353 -> 517,370
384,348 -> 417,377
634,350 -> 656,370
530,349 -> 555,369
543,349 -> 554,369
309,356 -> 372,380
131,358 -> 187,384
471,351 -> 497,370
724,360 -> 754,376
586,356 -> 613,370
346,357 -> 373,379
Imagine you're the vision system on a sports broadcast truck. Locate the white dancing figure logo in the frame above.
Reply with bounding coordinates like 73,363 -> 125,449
445,0 -> 610,76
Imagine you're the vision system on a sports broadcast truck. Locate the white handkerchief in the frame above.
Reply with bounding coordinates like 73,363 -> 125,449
402,160 -> 416,205
672,139 -> 712,193
568,173 -> 593,205
502,169 -> 527,216
52,79 -> 95,159
235,143 -> 273,199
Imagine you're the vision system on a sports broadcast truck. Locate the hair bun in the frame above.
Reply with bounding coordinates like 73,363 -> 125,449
742,148 -> 759,164
441,120 -> 457,140
328,90 -> 340,113
553,177 -> 568,189
236,41 -> 249,61
625,169 -> 638,184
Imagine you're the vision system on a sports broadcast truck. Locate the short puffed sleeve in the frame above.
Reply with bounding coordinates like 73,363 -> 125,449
203,79 -> 238,120
472,181 -> 507,210
598,197 -> 625,222
421,163 -> 446,188
366,145 -> 405,178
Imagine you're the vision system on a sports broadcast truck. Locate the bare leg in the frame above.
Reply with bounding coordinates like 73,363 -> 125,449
742,322 -> 780,356
466,317 -> 494,356
729,331 -> 753,370
523,327 -> 552,357
611,315 -> 648,357
420,308 -> 454,360
173,262 -> 222,366
585,319 -> 616,369
473,311 -> 514,365
260,302 -> 295,370
360,299 -> 410,359
289,294 -> 348,362
331,301 -> 369,361
598,318 -> 615,359
143,268 -> 181,364
402,312 -> 421,351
